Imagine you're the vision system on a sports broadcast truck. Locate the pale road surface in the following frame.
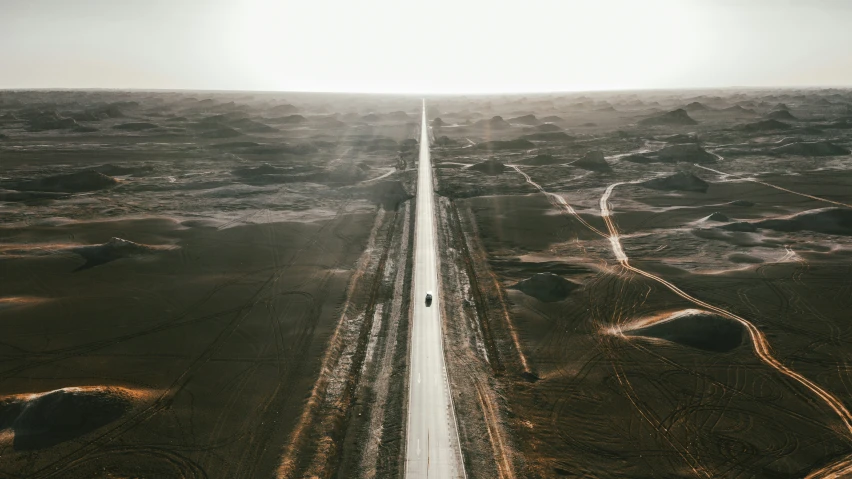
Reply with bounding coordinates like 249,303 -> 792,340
404,100 -> 465,478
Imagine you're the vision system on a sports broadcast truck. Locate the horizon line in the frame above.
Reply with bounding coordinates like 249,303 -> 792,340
2,84 -> 852,96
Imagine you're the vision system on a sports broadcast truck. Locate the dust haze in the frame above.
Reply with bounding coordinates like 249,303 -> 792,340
4,1 -> 852,478
2,87 -> 852,478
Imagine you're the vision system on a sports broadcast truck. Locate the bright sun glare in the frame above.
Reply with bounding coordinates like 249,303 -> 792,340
2,0 -> 852,91
230,0 -> 710,93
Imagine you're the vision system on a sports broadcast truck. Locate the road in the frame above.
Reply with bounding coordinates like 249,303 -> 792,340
404,100 -> 465,479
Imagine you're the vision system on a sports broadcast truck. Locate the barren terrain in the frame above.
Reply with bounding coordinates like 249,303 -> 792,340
3,88 -> 852,479
428,89 -> 852,478
0,91 -> 419,478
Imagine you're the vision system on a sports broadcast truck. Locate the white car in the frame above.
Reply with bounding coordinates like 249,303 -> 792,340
425,291 -> 433,305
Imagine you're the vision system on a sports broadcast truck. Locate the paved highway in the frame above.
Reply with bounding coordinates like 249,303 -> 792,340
404,100 -> 465,478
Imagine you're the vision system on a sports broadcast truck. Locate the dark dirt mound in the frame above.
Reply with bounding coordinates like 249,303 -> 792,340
740,119 -> 791,132
268,114 -> 306,124
707,212 -> 729,221
0,388 -> 132,450
16,170 -> 119,193
721,105 -> 757,116
523,154 -> 563,166
581,122 -> 597,127
473,116 -> 511,130
511,273 -> 579,302
1,112 -> 20,121
640,172 -> 709,193
625,310 -> 744,352
361,113 -> 381,122
432,117 -> 447,127
92,164 -> 155,176
541,115 -> 563,122
685,101 -> 710,111
573,151 -> 612,172
113,122 -> 159,131
521,132 -> 574,141
534,123 -> 562,132
475,139 -> 535,151
470,159 -> 507,175
756,208 -> 852,236
509,114 -> 540,125
74,126 -> 99,133
771,141 -> 850,156
775,103 -> 790,111
71,237 -> 159,270
768,110 -> 797,120
730,200 -> 755,207
269,103 -> 299,114
656,144 -> 717,164
639,109 -> 697,126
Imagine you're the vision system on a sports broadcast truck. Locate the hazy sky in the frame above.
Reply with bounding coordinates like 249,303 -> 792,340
3,0 -> 852,93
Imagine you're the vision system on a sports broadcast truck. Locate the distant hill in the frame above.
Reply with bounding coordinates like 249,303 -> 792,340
534,123 -> 562,132
684,102 -> 710,111
640,171 -> 708,192
473,116 -> 511,130
720,105 -> 757,116
639,109 -> 697,126
469,159 -> 507,175
573,151 -> 611,172
767,110 -> 797,120
509,114 -> 540,125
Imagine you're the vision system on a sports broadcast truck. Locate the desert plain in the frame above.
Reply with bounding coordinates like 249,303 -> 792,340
2,88 -> 852,478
